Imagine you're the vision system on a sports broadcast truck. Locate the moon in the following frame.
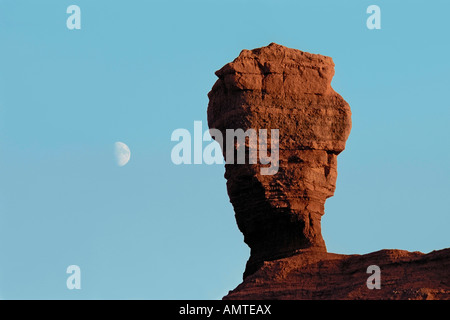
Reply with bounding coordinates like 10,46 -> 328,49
115,142 -> 131,167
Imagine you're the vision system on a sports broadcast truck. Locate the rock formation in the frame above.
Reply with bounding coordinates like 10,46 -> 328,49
223,248 -> 450,300
208,43 -> 351,277
207,43 -> 450,300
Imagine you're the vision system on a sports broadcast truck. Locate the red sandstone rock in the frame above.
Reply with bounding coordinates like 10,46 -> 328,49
207,43 -> 450,300
208,43 -> 351,277
224,248 -> 450,300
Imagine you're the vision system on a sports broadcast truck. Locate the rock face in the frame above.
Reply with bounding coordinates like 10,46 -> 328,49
207,43 -> 450,300
207,43 -> 351,277
224,248 -> 450,300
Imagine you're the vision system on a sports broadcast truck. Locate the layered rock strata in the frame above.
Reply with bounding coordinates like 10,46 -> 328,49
223,248 -> 450,300
207,43 -> 351,277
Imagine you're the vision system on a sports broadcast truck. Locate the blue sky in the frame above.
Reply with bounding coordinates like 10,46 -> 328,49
0,0 -> 448,299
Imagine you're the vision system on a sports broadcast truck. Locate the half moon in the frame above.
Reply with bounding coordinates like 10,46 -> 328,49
115,142 -> 131,167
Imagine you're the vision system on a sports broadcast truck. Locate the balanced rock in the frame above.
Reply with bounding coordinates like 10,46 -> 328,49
207,43 -> 351,277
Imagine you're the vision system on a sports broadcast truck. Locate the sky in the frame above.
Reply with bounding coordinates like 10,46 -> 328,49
0,0 -> 448,299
